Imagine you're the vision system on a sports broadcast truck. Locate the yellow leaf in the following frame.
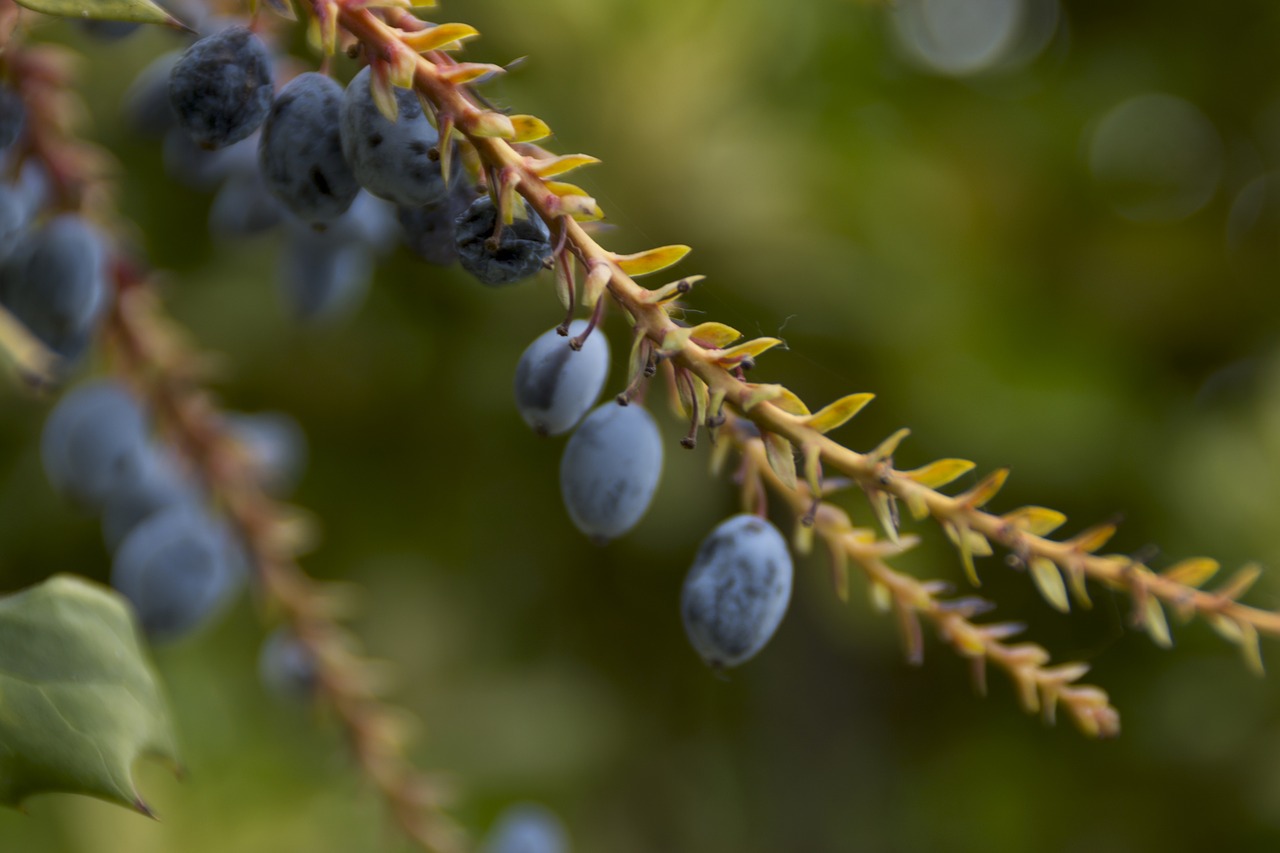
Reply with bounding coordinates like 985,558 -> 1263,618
828,544 -> 850,603
869,581 -> 892,613
560,195 -> 603,222
1001,506 -> 1067,537
958,468 -> 1009,509
1239,620 -> 1265,676
763,432 -> 797,490
870,428 -> 910,462
1064,561 -> 1092,608
1212,563 -> 1263,601
868,490 -> 898,542
531,154 -> 601,179
793,520 -> 814,556
1160,557 -> 1220,588
741,384 -> 782,411
1068,523 -> 1116,553
645,275 -> 704,305
688,322 -> 741,349
387,46 -> 417,88
715,338 -> 784,366
582,264 -> 612,308
370,67 -> 399,123
772,387 -> 810,416
901,458 -> 975,489
441,63 -> 505,85
659,327 -> 694,356
1209,614 -> 1243,644
400,22 -> 479,52
545,181 -> 590,198
511,115 -> 551,143
611,245 -> 691,277
1141,597 -> 1172,648
945,521 -> 982,586
803,393 -> 875,435
1028,558 -> 1068,613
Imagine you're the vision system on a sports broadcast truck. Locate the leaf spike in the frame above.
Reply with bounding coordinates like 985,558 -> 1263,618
687,322 -> 741,349
400,22 -> 480,52
1211,563 -> 1263,602
1029,557 -> 1070,613
441,63 -> 506,86
510,114 -> 552,143
1160,557 -> 1220,588
870,428 -> 910,462
901,458 -> 975,490
646,275 -> 705,305
611,245 -> 692,277
803,393 -> 875,434
1067,522 -> 1118,554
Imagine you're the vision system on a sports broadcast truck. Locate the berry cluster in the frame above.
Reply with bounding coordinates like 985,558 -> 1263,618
39,380 -> 305,642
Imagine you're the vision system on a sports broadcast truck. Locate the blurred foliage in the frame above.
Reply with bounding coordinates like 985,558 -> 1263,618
4,0 -> 1280,850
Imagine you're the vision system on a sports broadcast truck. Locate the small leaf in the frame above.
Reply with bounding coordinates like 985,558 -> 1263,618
0,575 -> 178,810
958,468 -> 1009,508
869,581 -> 892,613
469,111 -> 516,139
560,195 -> 603,222
793,519 -> 814,556
771,387 -> 810,417
945,521 -> 981,586
870,428 -> 910,462
868,490 -> 899,542
1160,557 -> 1220,588
1238,620 -> 1265,676
688,322 -> 741,349
659,326 -> 694,356
400,22 -> 479,52
15,0 -> 180,25
902,458 -> 975,489
1063,560 -> 1092,608
440,62 -> 506,85
804,393 -> 875,435
1212,564 -> 1263,602
1068,523 -> 1117,553
370,64 -> 399,123
1001,506 -> 1067,537
741,384 -> 782,411
1141,597 -> 1172,649
531,153 -> 601,179
1029,558 -> 1070,613
545,180 -> 591,198
582,264 -> 612,308
763,432 -> 797,490
611,245 -> 691,277
828,543 -> 850,603
511,114 -> 551,143
715,337 -> 784,366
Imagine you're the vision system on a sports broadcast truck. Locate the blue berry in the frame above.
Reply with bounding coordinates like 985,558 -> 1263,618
340,66 -> 445,207
208,166 -> 284,238
225,411 -> 307,495
259,73 -> 359,224
125,51 -> 181,138
111,505 -> 244,641
483,804 -> 569,853
680,514 -> 793,669
257,627 -> 318,701
397,174 -> 474,265
100,448 -> 198,552
0,84 -> 25,152
514,320 -> 610,436
168,25 -> 274,150
40,381 -> 150,510
277,224 -> 374,323
455,196 -> 552,286
559,403 -> 663,542
1,215 -> 109,357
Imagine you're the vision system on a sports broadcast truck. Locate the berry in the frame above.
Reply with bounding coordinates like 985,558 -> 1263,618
111,506 -> 244,641
208,166 -> 284,238
514,320 -> 610,437
168,25 -> 274,150
277,223 -> 374,323
0,84 -> 25,152
40,381 -> 150,510
257,627 -> 318,701
483,804 -> 569,853
259,72 -> 360,224
455,196 -> 552,286
225,411 -> 308,495
680,514 -> 793,669
559,403 -> 663,542
125,51 -> 181,138
100,448 -> 198,551
340,66 -> 445,207
397,172 -> 475,265
1,215 -> 109,357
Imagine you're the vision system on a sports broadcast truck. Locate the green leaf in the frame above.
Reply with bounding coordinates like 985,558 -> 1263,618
0,575 -> 178,813
14,0 -> 182,26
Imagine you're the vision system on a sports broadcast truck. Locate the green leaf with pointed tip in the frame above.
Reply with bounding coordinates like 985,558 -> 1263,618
0,575 -> 178,813
14,0 -> 180,25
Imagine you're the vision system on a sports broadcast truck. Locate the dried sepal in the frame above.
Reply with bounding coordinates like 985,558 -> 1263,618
1160,557 -> 1220,588
511,115 -> 552,143
440,63 -> 506,85
714,337 -> 784,368
400,23 -> 480,52
1029,557 -> 1070,613
1001,506 -> 1067,537
763,432 -> 797,490
901,458 -> 975,489
610,244 -> 691,277
531,153 -> 602,179
802,393 -> 875,435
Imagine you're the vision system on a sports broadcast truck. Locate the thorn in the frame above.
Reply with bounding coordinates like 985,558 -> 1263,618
134,798 -> 156,819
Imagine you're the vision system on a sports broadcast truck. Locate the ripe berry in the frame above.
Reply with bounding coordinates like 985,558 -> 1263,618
559,402 -> 663,542
168,25 -> 274,150
514,320 -> 610,436
454,196 -> 552,286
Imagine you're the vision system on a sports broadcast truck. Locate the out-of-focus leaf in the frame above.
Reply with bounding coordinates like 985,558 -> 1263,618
1030,558 -> 1070,613
0,575 -> 178,812
611,244 -> 690,277
14,0 -> 178,25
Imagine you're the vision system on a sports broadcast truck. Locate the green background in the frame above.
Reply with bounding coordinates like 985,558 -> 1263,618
4,0 -> 1280,850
